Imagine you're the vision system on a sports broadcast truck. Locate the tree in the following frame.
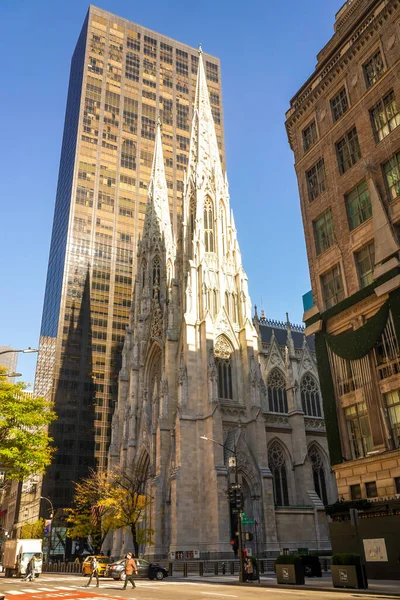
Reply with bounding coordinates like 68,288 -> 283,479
102,464 -> 153,557
20,518 -> 45,539
67,463 -> 153,557
0,369 -> 56,481
66,470 -> 114,554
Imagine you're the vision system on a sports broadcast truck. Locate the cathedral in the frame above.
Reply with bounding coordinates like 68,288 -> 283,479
109,49 -> 336,559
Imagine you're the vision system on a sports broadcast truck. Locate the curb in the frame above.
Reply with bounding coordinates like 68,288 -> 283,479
171,577 -> 400,597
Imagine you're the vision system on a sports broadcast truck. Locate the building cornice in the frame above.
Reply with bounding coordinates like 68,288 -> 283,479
285,0 -> 399,150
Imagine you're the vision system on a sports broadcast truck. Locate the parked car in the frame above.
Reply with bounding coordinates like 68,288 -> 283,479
105,558 -> 168,581
82,555 -> 110,577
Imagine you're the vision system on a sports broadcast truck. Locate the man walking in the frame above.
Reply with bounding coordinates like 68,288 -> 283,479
24,556 -> 36,581
122,552 -> 138,590
85,557 -> 99,588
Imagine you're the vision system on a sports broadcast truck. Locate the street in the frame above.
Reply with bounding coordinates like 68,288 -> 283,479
0,573 -> 396,600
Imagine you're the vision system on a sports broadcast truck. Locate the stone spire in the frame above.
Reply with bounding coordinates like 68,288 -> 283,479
286,312 -> 295,358
184,47 -> 224,223
143,118 -> 173,252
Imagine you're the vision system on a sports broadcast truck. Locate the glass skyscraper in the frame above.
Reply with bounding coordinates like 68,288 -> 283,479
35,5 -> 225,509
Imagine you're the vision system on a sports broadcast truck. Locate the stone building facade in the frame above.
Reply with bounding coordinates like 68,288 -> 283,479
109,50 -> 336,560
285,0 -> 400,578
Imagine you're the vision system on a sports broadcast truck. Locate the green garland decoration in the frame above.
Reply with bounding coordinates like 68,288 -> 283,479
315,330 -> 342,466
325,301 -> 389,361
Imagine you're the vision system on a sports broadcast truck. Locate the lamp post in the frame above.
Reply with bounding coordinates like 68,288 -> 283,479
0,348 -> 38,356
0,373 -> 22,378
40,497 -> 54,564
200,433 -> 245,583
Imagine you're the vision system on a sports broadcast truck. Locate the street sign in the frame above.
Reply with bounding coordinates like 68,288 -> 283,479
242,519 -> 254,525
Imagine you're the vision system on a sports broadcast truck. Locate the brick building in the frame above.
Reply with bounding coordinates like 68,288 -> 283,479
286,0 -> 400,578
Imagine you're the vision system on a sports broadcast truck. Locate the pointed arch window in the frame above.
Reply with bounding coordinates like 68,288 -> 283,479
189,198 -> 196,237
142,260 -> 147,289
219,203 -> 226,255
204,199 -> 214,253
268,442 -> 289,506
267,369 -> 288,413
301,373 -> 321,417
215,337 -> 233,400
309,445 -> 328,505
152,256 -> 161,301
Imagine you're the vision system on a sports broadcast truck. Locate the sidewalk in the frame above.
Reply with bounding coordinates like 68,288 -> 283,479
174,572 -> 400,596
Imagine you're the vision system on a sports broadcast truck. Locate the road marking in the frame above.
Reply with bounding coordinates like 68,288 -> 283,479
4,591 -> 25,595
200,593 -> 238,598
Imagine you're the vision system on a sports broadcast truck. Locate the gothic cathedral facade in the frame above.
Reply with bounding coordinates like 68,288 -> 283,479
109,50 -> 336,558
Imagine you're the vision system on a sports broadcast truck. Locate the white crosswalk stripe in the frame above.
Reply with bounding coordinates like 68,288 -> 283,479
4,591 -> 24,595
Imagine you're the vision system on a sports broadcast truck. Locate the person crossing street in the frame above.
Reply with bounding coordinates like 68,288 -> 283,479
85,557 -> 99,588
122,552 -> 138,589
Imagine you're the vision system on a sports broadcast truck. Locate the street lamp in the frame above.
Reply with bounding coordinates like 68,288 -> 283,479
0,373 -> 22,378
0,348 -> 38,356
200,433 -> 245,583
40,496 -> 54,564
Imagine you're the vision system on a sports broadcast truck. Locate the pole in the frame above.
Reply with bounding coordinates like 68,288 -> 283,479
254,520 -> 260,583
40,497 -> 54,565
235,456 -> 244,583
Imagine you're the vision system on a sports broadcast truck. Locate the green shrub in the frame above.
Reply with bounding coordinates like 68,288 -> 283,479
332,553 -> 361,566
275,554 -> 302,565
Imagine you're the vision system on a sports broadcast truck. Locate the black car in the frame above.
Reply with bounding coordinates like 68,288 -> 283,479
105,558 -> 168,581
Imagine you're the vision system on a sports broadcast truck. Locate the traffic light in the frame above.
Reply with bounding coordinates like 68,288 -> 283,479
235,489 -> 243,509
228,487 -> 235,504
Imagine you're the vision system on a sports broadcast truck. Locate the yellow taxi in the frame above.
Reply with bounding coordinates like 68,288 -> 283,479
82,555 -> 110,577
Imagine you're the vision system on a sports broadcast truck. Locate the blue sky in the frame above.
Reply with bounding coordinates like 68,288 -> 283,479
0,0 -> 342,387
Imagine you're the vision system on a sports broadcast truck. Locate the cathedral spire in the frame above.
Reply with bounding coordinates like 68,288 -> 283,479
143,118 -> 172,250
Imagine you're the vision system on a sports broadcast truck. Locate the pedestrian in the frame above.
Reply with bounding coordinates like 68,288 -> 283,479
247,558 -> 254,582
24,556 -> 36,582
243,558 -> 248,582
122,552 -> 138,590
85,557 -> 99,588
221,562 -> 226,575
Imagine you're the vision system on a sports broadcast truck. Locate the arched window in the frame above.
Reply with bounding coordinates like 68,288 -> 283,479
233,293 -> 239,324
141,260 -> 147,289
268,442 -> 289,506
204,199 -> 214,252
267,369 -> 288,413
189,198 -> 196,237
225,291 -> 230,316
219,203 -> 226,256
152,256 -> 161,301
309,445 -> 328,505
215,337 -> 233,400
301,373 -> 321,417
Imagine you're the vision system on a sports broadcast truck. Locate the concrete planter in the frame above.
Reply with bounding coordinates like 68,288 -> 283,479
276,563 -> 305,585
331,564 -> 367,589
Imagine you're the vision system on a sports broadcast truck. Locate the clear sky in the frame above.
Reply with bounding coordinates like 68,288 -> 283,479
0,0 -> 342,387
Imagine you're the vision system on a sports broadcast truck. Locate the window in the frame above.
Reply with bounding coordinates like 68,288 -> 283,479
306,159 -> 327,202
313,209 -> 335,256
363,50 -> 385,88
383,152 -> 400,200
204,199 -> 214,252
336,128 -> 361,174
384,390 -> 400,449
301,374 -> 322,417
350,484 -> 362,500
370,91 -> 400,142
355,243 -> 375,289
214,337 -> 233,400
330,87 -> 349,122
344,402 -> 373,459
121,139 -> 136,170
309,445 -> 328,505
302,121 -> 317,152
365,481 -> 378,498
395,477 -> 400,493
345,180 -> 372,230
216,358 -> 233,400
321,264 -> 345,309
268,443 -> 289,506
267,368 -> 288,413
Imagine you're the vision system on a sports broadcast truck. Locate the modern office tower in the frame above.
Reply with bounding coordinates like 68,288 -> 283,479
286,0 -> 400,578
34,5 -> 224,511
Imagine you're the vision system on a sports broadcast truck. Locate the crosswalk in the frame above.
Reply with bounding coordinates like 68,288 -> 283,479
0,579 -> 164,597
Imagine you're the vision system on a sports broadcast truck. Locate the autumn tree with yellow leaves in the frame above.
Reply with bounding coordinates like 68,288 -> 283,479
67,463 -> 152,556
